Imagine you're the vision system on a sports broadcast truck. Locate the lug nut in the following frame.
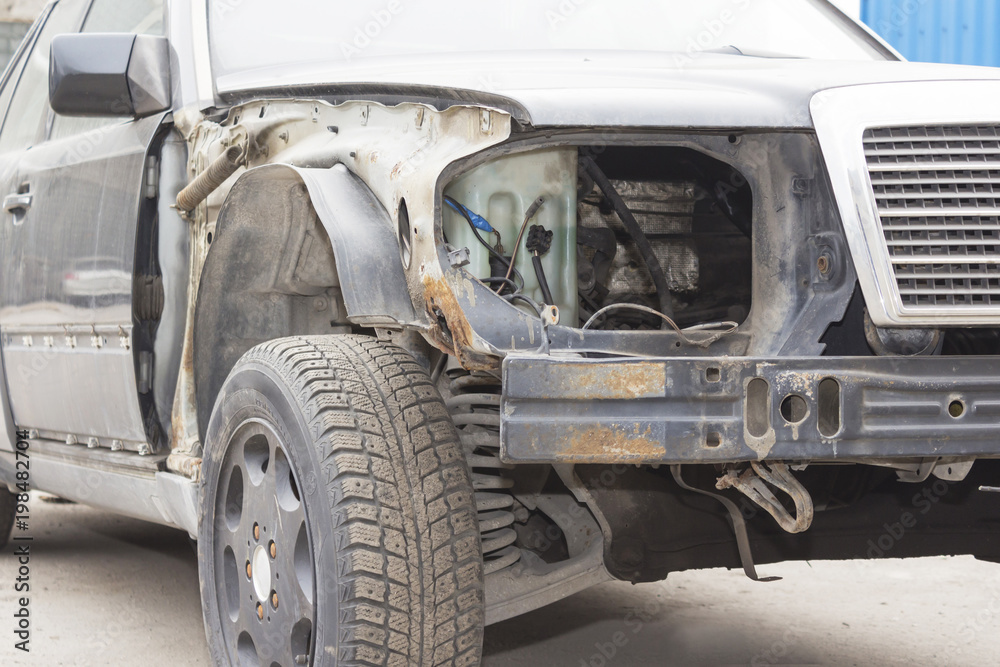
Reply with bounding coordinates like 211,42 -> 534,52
271,591 -> 279,609
253,523 -> 260,541
256,602 -> 264,620
269,541 -> 276,559
246,561 -> 252,578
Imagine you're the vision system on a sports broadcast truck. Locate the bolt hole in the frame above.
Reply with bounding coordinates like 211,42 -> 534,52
706,367 -> 721,383
674,341 -> 681,348
207,232 -> 213,244
706,432 -> 721,448
779,394 -> 808,424
948,400 -> 965,418
728,134 -> 739,144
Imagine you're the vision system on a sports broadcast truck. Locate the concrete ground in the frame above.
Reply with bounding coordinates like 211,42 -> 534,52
1,496 -> 998,666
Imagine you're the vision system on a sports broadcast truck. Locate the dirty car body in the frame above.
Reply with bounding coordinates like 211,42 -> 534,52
2,0 -> 1000,664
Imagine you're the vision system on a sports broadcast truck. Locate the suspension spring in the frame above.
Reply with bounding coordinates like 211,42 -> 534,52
445,372 -> 521,575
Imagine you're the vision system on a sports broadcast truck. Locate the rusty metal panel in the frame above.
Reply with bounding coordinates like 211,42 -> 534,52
501,354 -> 1000,464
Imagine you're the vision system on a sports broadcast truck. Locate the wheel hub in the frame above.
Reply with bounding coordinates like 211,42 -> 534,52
251,543 -> 271,602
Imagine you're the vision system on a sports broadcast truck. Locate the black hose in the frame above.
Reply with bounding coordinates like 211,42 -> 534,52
532,255 -> 555,305
580,156 -> 674,324
481,276 -> 519,295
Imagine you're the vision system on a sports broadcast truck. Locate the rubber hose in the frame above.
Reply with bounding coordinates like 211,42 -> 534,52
176,145 -> 244,212
581,156 -> 674,323
532,254 -> 555,305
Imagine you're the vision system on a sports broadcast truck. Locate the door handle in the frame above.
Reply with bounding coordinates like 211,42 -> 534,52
3,192 -> 32,213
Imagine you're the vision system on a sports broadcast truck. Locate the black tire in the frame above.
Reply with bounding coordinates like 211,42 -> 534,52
0,486 -> 16,548
199,335 -> 484,666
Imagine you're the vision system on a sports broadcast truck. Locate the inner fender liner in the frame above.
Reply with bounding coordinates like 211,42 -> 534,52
195,164 -> 418,436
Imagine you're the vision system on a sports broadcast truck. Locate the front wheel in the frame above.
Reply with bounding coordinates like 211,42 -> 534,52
199,335 -> 484,666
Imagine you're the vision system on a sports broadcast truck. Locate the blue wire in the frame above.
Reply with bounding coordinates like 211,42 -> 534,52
445,198 -> 494,234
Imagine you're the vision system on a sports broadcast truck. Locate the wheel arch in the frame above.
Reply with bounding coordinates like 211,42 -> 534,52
193,163 -> 419,438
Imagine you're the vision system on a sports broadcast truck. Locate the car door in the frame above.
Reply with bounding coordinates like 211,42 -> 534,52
0,4 -> 57,455
0,0 -> 168,454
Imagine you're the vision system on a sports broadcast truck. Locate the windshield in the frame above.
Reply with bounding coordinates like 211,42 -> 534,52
210,0 -> 887,90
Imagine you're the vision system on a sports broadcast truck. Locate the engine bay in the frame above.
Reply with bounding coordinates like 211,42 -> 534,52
441,144 -> 753,335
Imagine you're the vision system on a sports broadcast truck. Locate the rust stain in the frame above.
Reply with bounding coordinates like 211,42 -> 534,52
557,423 -> 664,463
562,363 -> 665,400
167,453 -> 203,481
422,274 -> 474,348
420,273 -> 496,371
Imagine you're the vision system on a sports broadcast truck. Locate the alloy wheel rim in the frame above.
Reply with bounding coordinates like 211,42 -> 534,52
213,419 -> 316,666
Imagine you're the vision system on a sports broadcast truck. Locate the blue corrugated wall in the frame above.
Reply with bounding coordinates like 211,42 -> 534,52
861,0 -> 1000,66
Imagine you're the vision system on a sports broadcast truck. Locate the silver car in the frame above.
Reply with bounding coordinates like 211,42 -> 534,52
1,1 -> 1000,665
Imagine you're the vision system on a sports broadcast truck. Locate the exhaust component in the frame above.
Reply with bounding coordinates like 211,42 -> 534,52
671,465 -> 780,583
716,461 -> 815,534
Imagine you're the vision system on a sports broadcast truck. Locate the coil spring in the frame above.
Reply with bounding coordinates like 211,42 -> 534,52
445,372 -> 521,575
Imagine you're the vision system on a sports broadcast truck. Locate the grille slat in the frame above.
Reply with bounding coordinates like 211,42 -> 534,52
867,161 -> 1000,172
877,208 -> 1000,217
896,273 -> 1000,279
865,125 -> 1000,308
865,147 -> 1000,158
882,222 -> 1000,232
870,177 -> 1000,186
875,194 -> 1000,202
892,256 -> 1000,264
899,288 -> 1000,295
885,241 -> 1000,248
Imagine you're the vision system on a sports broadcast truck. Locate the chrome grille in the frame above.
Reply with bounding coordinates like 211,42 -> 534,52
864,125 -> 1000,308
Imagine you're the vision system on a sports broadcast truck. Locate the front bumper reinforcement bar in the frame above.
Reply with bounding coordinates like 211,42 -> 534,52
501,355 -> 1000,463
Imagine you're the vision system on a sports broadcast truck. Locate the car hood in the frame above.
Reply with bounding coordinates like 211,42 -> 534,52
218,52 -> 1000,129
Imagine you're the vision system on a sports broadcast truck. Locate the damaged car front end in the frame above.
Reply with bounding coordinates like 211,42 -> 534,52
186,0 -> 1000,629
5,0 -> 1000,664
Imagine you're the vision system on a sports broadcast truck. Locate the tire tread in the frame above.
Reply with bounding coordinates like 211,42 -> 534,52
246,335 -> 483,666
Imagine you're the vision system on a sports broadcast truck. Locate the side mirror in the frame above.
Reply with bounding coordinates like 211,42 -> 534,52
49,33 -> 171,118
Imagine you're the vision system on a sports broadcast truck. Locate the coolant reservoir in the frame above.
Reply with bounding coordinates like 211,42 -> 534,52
443,147 -> 578,326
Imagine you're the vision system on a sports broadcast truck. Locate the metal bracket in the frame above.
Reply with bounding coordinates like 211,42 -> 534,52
894,458 -> 937,483
716,462 -> 814,534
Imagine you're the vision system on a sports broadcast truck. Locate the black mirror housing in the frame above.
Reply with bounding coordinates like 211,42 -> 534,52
49,33 -> 171,118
